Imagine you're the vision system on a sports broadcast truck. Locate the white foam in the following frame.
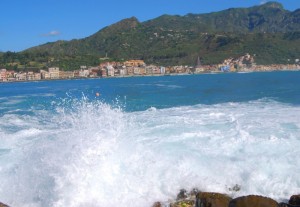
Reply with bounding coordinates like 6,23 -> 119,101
155,84 -> 183,89
0,99 -> 300,206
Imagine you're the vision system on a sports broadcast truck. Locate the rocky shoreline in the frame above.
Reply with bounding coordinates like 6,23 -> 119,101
0,191 -> 299,207
152,189 -> 300,207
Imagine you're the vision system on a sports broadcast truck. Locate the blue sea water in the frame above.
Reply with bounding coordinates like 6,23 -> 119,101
0,71 -> 300,207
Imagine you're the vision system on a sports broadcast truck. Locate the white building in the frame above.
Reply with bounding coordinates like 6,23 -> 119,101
79,69 -> 89,77
107,65 -> 114,77
160,66 -> 166,74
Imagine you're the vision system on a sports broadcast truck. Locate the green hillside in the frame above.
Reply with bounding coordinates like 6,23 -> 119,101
1,2 -> 300,70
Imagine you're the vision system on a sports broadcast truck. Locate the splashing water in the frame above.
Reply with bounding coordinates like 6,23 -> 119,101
0,96 -> 300,207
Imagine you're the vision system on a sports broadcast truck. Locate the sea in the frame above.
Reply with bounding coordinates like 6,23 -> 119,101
0,71 -> 300,207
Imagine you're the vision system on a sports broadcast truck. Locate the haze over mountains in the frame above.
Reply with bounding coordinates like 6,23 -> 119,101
1,1 -> 300,69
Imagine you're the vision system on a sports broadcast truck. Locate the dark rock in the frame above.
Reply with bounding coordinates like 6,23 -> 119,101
177,189 -> 188,200
152,201 -> 162,207
0,202 -> 9,207
229,195 -> 278,207
196,192 -> 232,207
289,195 -> 300,206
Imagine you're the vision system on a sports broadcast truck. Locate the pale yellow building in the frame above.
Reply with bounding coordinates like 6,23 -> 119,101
48,67 -> 60,79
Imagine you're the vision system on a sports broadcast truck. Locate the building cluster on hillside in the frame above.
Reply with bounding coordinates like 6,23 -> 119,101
219,53 -> 256,72
1,55 -> 300,82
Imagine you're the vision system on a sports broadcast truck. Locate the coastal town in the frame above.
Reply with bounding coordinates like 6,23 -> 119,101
1,54 -> 300,82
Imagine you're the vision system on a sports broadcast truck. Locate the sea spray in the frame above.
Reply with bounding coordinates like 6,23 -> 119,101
0,98 -> 127,206
0,97 -> 300,206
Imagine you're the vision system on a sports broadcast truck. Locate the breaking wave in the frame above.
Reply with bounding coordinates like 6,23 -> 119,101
0,98 -> 300,207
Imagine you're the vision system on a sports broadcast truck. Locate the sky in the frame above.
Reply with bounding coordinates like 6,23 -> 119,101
0,0 -> 299,52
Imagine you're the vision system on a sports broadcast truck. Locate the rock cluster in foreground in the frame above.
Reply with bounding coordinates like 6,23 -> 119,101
1,192 -> 299,206
0,202 -> 9,207
153,190 -> 300,207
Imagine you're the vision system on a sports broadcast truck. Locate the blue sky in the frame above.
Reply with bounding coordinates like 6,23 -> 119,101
0,0 -> 299,52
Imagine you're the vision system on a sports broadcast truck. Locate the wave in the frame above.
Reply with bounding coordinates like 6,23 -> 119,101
0,98 -> 300,206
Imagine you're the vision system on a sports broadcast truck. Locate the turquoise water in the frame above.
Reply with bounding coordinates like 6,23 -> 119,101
1,71 -> 300,113
0,71 -> 300,207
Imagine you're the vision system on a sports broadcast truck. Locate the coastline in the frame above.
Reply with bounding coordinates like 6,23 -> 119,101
1,67 -> 300,84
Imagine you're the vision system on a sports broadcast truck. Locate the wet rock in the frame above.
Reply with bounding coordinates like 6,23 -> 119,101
289,195 -> 300,206
0,202 -> 9,207
170,200 -> 195,207
152,201 -> 162,207
229,195 -> 278,207
196,192 -> 232,207
177,189 -> 188,200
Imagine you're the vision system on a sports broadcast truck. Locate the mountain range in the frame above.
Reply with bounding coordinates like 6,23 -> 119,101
1,1 -> 300,70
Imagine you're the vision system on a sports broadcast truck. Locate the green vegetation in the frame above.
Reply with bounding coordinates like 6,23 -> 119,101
1,2 -> 300,70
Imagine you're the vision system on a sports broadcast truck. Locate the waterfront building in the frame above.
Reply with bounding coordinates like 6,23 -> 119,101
133,67 -> 141,75
26,72 -> 35,80
6,70 -> 15,78
174,66 -> 185,73
107,65 -> 114,77
34,72 -> 42,80
48,67 -> 60,79
79,69 -> 89,77
0,69 -> 7,81
160,67 -> 166,74
146,66 -> 153,75
73,70 -> 80,78
101,68 -> 107,77
40,70 -> 50,79
195,67 -> 204,73
120,67 -> 127,76
165,67 -> 171,74
153,66 -> 161,74
127,67 -> 134,76
16,72 -> 27,81
146,65 -> 160,75
59,71 -> 74,79
6,71 -> 16,81
139,67 -> 146,75
114,67 -> 120,76
89,67 -> 101,77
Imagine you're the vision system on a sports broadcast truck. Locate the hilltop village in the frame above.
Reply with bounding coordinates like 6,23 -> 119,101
1,54 -> 300,82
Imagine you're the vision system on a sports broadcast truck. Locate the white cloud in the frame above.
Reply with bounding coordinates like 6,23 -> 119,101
42,30 -> 61,37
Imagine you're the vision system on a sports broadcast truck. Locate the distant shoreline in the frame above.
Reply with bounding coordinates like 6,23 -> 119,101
1,67 -> 300,84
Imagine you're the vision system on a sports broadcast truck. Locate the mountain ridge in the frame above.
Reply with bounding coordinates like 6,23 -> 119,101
1,2 -> 300,69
